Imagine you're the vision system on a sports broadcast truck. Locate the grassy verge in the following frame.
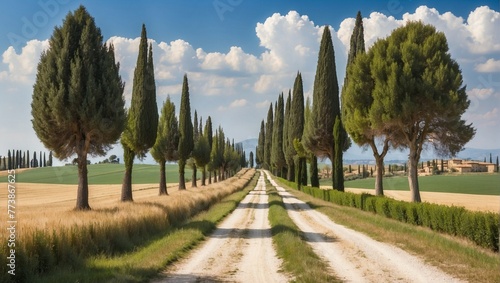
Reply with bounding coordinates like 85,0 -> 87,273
266,177 -> 340,283
35,171 -> 258,283
277,179 -> 500,283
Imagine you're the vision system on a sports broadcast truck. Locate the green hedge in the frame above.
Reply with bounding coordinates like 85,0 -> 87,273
278,178 -> 499,252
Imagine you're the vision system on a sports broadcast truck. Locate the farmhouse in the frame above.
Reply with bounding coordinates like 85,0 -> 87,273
447,159 -> 496,173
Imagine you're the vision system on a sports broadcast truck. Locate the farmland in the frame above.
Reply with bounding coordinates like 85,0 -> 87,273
6,163 -> 194,185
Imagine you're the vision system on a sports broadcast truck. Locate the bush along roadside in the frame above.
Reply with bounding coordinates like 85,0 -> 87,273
276,177 -> 499,253
0,169 -> 255,283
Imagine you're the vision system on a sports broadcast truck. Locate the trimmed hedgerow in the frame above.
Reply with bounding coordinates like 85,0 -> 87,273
277,177 -> 499,252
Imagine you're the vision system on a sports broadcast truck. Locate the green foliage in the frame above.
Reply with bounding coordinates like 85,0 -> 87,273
264,104 -> 273,170
333,116 -> 345,191
283,91 -> 293,180
121,25 -> 158,158
271,93 -> 286,176
32,6 -> 125,210
277,177 -> 499,252
151,96 -> 179,163
178,74 -> 194,189
303,26 -> 340,161
256,120 -> 265,167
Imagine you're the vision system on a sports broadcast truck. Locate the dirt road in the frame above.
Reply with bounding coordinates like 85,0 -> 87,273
156,173 -> 290,283
264,171 -> 464,283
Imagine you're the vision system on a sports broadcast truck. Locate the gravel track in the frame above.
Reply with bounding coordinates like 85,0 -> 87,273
264,171 -> 464,283
156,174 -> 290,283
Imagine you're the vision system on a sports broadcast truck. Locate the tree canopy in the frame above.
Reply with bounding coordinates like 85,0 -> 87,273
32,6 -> 125,210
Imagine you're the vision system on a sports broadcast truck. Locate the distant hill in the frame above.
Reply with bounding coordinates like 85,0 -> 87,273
238,138 -> 500,165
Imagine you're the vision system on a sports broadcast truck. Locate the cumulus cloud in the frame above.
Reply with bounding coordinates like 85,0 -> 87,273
475,58 -> 500,72
0,39 -> 48,83
229,99 -> 247,108
468,88 -> 494,100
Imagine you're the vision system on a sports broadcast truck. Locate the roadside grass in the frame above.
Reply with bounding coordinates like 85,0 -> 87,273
266,176 -> 340,283
320,173 -> 500,195
278,180 -> 500,283
12,163 -> 198,184
34,170 -> 258,283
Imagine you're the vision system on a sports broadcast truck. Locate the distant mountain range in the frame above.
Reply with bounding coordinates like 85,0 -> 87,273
237,138 -> 500,165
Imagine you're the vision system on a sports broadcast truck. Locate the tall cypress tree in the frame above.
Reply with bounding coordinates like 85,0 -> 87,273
43,152 -> 46,167
121,25 -> 158,201
205,116 -> 213,184
283,91 -> 294,181
256,120 -> 265,168
290,72 -> 305,186
26,150 -> 30,168
48,151 -> 52,167
32,6 -> 125,210
333,117 -> 345,191
151,96 -> 179,195
178,74 -> 194,190
194,116 -> 211,186
191,110 -> 199,187
7,150 -> 11,170
264,103 -> 273,170
303,26 -> 340,161
271,93 -> 286,177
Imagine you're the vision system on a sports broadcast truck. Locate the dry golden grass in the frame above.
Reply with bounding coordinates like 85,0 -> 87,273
0,169 -> 255,281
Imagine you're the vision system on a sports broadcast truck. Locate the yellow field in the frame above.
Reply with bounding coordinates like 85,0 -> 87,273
1,169 -> 255,230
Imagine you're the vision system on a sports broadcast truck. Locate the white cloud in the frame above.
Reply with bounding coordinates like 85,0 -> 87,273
468,88 -> 494,100
256,100 -> 271,108
1,39 -> 48,83
475,58 -> 500,72
229,99 -> 247,108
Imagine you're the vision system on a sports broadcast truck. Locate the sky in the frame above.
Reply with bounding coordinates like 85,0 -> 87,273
1,0 -> 499,165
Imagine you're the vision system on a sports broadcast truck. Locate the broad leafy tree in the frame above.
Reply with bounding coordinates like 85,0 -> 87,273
121,24 -> 158,201
178,74 -> 194,190
151,96 -> 179,195
348,22 -> 475,202
32,6 -> 125,210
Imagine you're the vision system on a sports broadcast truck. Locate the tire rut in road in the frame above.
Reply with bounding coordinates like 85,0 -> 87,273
157,174 -> 289,283
264,171 -> 464,283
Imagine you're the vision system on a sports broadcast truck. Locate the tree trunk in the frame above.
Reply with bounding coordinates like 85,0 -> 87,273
75,153 -> 91,210
374,156 -> 384,196
286,162 -> 295,182
300,158 -> 308,186
208,171 -> 212,184
179,160 -> 186,190
310,155 -> 319,187
192,165 -> 197,188
408,147 -> 422,202
294,157 -> 302,190
201,167 -> 206,186
159,160 -> 168,195
121,146 -> 135,202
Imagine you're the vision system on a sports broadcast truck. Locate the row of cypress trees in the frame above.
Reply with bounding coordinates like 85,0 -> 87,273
0,150 -> 53,170
31,6 -> 245,210
256,21 -> 355,191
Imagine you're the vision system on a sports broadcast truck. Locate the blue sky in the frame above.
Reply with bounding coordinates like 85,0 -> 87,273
1,0 -> 499,165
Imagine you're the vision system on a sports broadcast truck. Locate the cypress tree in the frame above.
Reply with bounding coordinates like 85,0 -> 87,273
205,116 -> 213,184
496,156 -> 499,172
290,72 -> 305,186
32,6 -> 125,210
271,93 -> 286,177
489,153 -> 492,164
193,116 -> 211,186
191,110 -> 199,187
256,120 -> 265,168
249,151 -> 254,168
151,96 -> 179,195
48,151 -> 53,167
39,152 -> 42,167
303,26 -> 340,162
178,74 -> 194,190
43,152 -> 46,167
264,104 -> 273,170
283,91 -> 293,180
121,25 -> 158,201
333,116 -> 345,191
2,157 -> 6,170
8,150 -> 11,170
